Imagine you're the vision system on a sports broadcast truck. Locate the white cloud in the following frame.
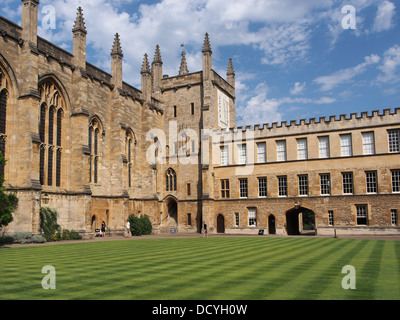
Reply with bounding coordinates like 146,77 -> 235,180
237,83 -> 336,126
377,45 -> 400,83
373,1 -> 396,32
290,82 -> 306,95
258,22 -> 311,65
237,83 -> 283,126
314,54 -> 381,91
30,0 -> 340,86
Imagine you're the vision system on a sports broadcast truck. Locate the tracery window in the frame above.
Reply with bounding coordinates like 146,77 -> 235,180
0,70 -> 8,178
126,130 -> 134,188
89,117 -> 102,184
39,81 -> 64,187
166,168 -> 177,192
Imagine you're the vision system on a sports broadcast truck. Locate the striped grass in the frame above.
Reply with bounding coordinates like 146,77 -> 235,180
0,237 -> 399,300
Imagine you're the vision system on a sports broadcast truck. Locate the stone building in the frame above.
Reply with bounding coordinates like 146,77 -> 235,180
0,1 -> 399,238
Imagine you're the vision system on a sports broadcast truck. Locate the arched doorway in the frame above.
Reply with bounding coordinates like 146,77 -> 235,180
91,214 -> 98,232
286,206 -> 316,236
167,199 -> 178,227
268,214 -> 276,234
217,214 -> 225,233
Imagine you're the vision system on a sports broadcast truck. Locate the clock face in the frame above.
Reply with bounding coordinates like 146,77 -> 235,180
218,90 -> 229,128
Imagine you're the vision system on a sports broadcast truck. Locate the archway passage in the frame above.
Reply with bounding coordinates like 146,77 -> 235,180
268,215 -> 276,235
217,214 -> 225,233
91,214 -> 98,232
286,207 -> 316,236
167,199 -> 178,227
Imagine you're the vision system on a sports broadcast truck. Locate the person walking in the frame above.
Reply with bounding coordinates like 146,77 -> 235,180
126,219 -> 131,238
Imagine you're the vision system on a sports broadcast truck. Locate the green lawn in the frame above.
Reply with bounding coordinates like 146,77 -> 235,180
0,237 -> 399,300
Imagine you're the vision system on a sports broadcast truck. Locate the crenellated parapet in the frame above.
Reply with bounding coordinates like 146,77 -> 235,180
210,108 -> 400,140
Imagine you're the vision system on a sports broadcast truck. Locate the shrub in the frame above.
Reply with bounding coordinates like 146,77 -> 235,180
0,151 -> 19,229
32,234 -> 46,243
11,232 -> 46,244
0,236 -> 14,245
68,230 -> 82,240
58,229 -> 82,241
129,215 -> 142,236
129,214 -> 152,236
13,232 -> 33,244
40,207 -> 60,242
141,215 -> 153,235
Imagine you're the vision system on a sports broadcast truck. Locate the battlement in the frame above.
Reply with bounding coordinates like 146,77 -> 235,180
210,108 -> 400,139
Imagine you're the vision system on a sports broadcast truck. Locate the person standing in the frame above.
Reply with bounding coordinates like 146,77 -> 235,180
101,221 -> 106,237
203,221 -> 208,238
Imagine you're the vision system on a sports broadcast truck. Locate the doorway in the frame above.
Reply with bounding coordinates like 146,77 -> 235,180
286,206 -> 316,236
167,199 -> 178,227
268,214 -> 276,234
217,214 -> 225,233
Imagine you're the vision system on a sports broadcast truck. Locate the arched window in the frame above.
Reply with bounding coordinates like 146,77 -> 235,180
0,67 -> 15,180
39,81 -> 64,187
89,117 -> 102,184
0,89 -> 7,177
126,130 -> 134,188
56,109 -> 63,187
166,168 -> 177,192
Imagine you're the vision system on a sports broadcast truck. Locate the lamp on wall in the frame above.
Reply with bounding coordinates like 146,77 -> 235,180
42,193 -> 50,205
294,201 -> 300,210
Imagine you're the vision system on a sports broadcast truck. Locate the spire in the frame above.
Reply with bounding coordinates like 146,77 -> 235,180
111,33 -> 123,57
111,33 -> 123,89
152,45 -> 163,96
141,53 -> 152,101
202,33 -> 212,54
179,50 -> 189,75
227,58 -> 235,76
202,33 -> 212,80
72,6 -> 87,70
72,7 -> 87,34
141,53 -> 151,75
153,45 -> 163,65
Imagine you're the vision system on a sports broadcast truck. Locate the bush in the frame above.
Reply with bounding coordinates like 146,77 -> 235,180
40,207 -> 60,242
67,229 -> 82,240
0,236 -> 14,245
13,232 -> 33,244
59,229 -> 82,241
141,215 -> 153,235
32,234 -> 46,243
0,151 -> 19,229
129,214 -> 152,236
11,232 -> 46,244
129,215 -> 141,236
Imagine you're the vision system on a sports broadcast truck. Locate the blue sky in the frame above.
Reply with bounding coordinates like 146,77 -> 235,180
2,0 -> 399,126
